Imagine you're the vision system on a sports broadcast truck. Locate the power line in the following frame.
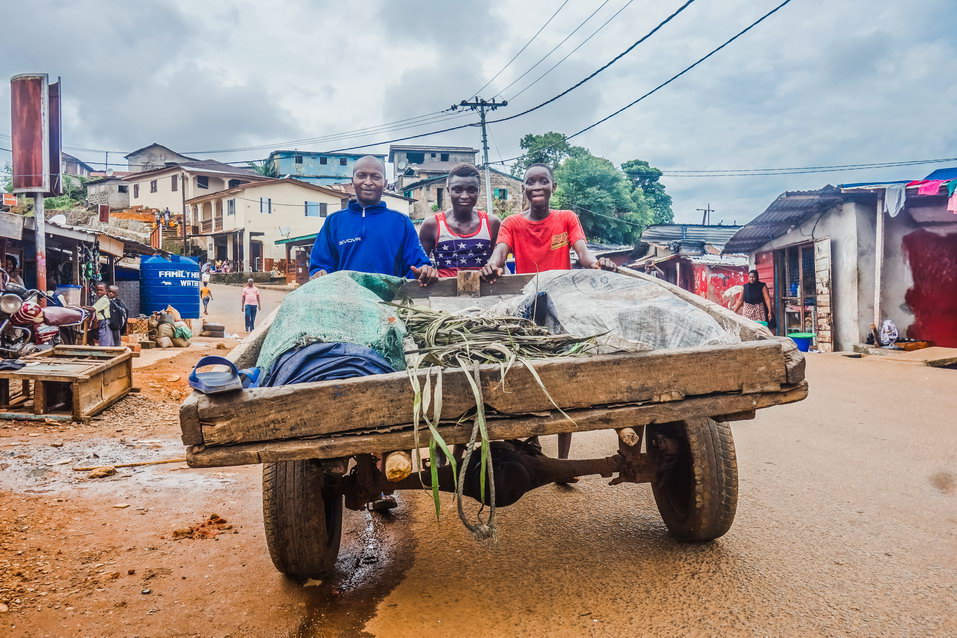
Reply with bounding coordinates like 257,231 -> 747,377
495,0 -> 612,99
321,1 -> 697,154
508,0 -> 635,101
472,0 -> 570,99
566,0 -> 796,141
663,157 -> 957,174
489,0 -> 796,168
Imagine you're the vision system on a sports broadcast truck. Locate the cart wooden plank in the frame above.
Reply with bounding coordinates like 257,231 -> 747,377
186,382 -> 808,467
182,339 -> 787,447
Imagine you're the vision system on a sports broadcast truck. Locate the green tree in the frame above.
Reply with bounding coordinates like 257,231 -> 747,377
554,153 -> 651,245
247,159 -> 279,178
511,131 -> 586,177
621,159 -> 673,225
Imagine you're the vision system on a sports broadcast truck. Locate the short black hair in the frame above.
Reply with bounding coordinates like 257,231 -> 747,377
447,163 -> 481,181
524,163 -> 553,179
749,269 -> 759,277
5,255 -> 17,268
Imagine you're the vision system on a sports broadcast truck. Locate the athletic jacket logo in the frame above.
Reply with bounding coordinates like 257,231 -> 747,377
338,236 -> 362,246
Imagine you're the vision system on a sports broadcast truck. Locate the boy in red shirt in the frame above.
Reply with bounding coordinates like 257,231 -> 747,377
480,163 -> 617,281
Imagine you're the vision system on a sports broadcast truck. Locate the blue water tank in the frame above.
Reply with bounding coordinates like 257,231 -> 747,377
140,255 -> 201,319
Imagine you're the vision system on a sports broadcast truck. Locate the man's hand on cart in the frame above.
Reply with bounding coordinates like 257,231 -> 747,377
410,265 -> 438,287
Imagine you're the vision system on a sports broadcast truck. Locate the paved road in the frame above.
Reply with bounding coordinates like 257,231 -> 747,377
348,354 -> 955,637
201,283 -> 288,336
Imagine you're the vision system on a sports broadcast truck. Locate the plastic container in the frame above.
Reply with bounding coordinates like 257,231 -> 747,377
140,255 -> 201,319
788,332 -> 815,352
756,320 -> 769,327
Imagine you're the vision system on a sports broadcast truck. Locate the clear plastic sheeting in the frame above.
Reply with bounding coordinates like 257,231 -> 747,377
488,270 -> 740,352
256,271 -> 408,373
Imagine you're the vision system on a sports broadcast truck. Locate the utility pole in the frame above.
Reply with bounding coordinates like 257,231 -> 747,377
453,97 -> 507,216
696,203 -> 715,225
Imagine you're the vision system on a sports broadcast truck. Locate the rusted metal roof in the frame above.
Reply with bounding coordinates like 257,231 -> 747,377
723,186 -> 845,254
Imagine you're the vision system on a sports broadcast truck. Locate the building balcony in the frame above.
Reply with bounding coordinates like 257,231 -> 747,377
201,219 -> 213,234
214,215 -> 223,231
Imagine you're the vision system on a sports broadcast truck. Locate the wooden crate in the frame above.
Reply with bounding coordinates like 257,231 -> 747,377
0,346 -> 133,422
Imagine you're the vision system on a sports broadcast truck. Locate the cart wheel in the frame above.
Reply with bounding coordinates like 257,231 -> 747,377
262,460 -> 343,579
648,418 -> 738,542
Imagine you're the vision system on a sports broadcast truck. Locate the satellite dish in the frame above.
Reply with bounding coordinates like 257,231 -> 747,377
106,168 -> 114,177
279,226 -> 291,237
49,214 -> 68,226
396,159 -> 408,170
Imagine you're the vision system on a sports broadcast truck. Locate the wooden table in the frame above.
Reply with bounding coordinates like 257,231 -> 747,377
0,346 -> 133,422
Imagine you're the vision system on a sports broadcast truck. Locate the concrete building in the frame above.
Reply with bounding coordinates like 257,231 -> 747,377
122,160 -> 266,215
62,153 -> 94,177
185,178 -> 347,271
724,172 -> 957,352
124,143 -> 197,173
266,151 -> 386,185
389,145 -> 478,189
400,167 -> 523,220
86,176 -> 131,210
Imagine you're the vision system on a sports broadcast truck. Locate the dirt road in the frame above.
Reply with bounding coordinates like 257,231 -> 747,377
1,351 -> 954,637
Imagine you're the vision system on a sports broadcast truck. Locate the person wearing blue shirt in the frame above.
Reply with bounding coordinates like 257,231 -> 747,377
309,156 -> 438,286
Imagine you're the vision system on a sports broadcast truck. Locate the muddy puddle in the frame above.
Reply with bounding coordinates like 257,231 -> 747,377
0,436 -> 233,495
288,496 -> 415,638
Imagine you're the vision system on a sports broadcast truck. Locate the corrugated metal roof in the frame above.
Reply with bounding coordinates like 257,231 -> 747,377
924,167 -> 957,180
723,186 -> 844,254
688,253 -> 748,267
640,223 -> 741,246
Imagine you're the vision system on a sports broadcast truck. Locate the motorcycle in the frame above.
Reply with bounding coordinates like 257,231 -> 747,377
0,270 -> 90,358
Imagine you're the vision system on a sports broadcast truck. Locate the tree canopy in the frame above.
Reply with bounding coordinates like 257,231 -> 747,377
510,131 -> 586,177
510,133 -> 674,244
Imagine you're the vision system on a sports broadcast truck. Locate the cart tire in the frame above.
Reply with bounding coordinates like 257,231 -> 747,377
648,418 -> 738,542
262,460 -> 343,579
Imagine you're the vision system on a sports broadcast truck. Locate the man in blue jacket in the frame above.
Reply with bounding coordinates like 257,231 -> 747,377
310,156 -> 437,286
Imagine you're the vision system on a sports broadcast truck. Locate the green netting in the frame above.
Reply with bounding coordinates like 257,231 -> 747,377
256,271 -> 408,373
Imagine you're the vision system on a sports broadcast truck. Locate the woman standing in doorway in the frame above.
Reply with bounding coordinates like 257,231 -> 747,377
241,278 -> 262,333
733,269 -> 773,323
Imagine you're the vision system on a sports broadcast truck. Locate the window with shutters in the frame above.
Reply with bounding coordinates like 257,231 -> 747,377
320,156 -> 328,165
133,184 -> 139,198
171,175 -> 178,191
118,185 -> 128,194
227,199 -> 235,215
320,202 -> 328,217
197,176 -> 209,189
260,197 -> 272,214
339,158 -> 347,166
295,155 -> 303,164
150,180 -> 157,193
305,201 -> 320,217
441,153 -> 449,161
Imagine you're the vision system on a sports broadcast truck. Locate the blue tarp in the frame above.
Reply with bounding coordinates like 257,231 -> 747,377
923,167 -> 957,181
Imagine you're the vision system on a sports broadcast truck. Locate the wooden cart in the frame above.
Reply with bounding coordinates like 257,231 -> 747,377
179,269 -> 807,578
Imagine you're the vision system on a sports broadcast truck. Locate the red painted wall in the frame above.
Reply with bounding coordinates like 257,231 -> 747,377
693,264 -> 749,307
903,229 -> 957,347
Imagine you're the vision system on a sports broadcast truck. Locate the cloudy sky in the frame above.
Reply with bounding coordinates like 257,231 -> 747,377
2,0 -> 955,224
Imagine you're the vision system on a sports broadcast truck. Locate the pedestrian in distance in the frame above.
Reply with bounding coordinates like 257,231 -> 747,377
241,278 -> 261,333
418,163 -> 500,278
200,282 -> 213,316
733,269 -> 773,324
106,285 -> 129,346
643,261 -> 665,279
92,282 -> 114,346
309,155 -> 438,286
4,256 -> 24,286
480,163 -> 618,282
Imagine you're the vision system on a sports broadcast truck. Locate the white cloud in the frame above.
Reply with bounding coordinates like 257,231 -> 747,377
2,0 -> 955,223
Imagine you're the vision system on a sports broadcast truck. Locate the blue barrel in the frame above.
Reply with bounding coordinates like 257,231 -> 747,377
140,255 -> 201,319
